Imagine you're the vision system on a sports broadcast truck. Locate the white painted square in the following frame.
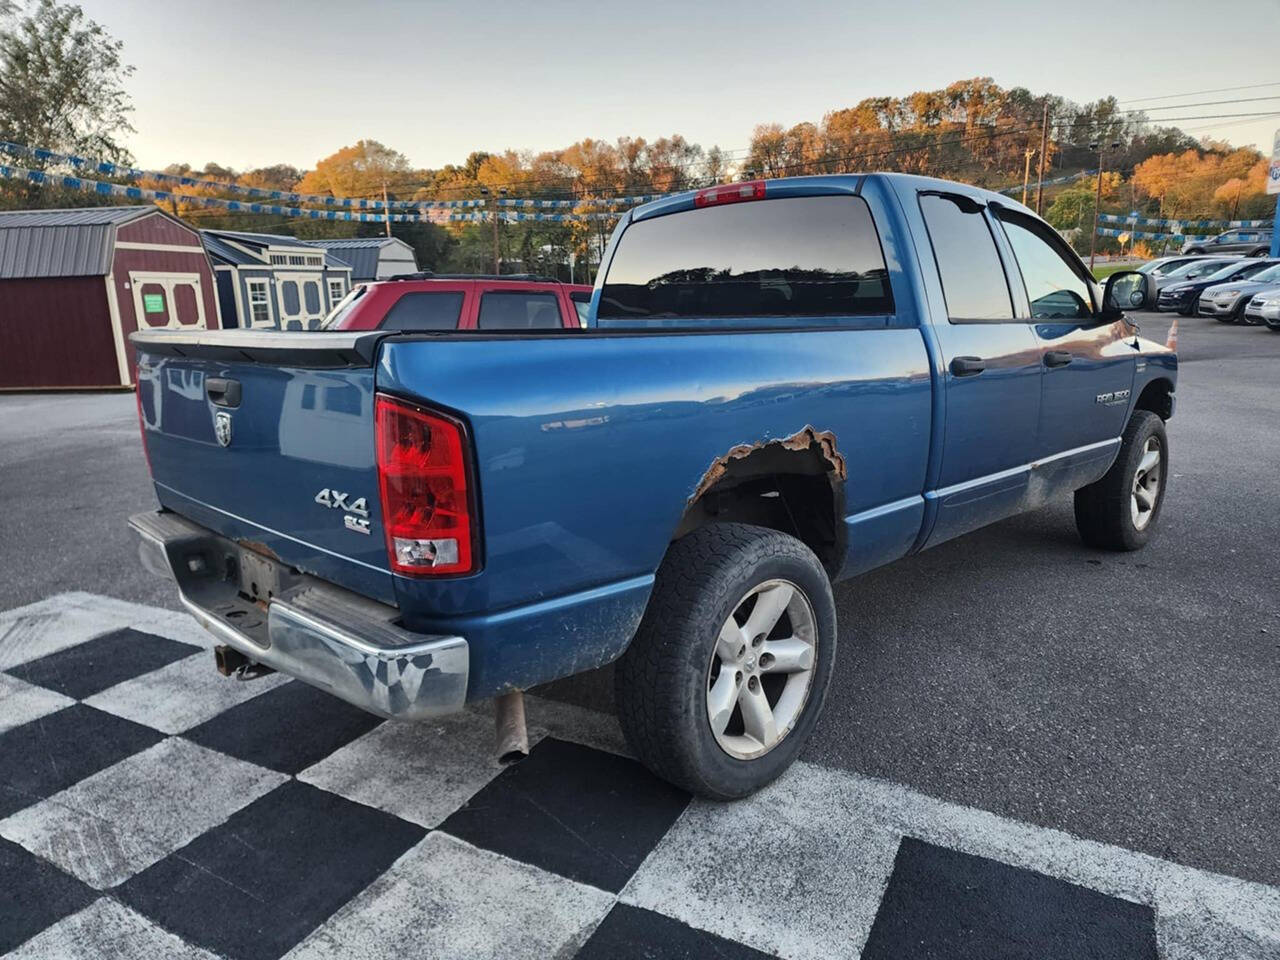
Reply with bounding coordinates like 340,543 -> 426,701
5,897 -> 222,960
623,762 -> 903,960
0,674 -> 74,734
285,832 -> 614,960
83,651 -> 289,734
0,737 -> 286,888
0,592 -> 215,671
299,707 -> 545,828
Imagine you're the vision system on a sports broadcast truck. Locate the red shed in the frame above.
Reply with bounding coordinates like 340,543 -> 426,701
0,205 -> 220,389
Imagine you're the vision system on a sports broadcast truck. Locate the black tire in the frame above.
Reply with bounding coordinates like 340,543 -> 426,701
1074,411 -> 1169,551
1249,247 -> 1270,257
1184,247 -> 1205,255
614,523 -> 836,799
1266,317 -> 1280,332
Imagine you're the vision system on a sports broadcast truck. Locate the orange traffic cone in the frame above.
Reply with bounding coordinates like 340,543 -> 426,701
1166,316 -> 1178,350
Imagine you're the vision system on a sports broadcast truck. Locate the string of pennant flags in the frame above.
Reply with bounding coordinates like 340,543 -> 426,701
0,141 -> 483,210
6,137 -> 1270,234
0,164 -> 488,223
1097,212 -> 1273,230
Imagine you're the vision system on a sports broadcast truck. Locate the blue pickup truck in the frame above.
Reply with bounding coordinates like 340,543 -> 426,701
130,173 -> 1176,798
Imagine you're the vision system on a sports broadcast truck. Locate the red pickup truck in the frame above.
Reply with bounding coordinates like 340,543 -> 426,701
325,274 -> 593,331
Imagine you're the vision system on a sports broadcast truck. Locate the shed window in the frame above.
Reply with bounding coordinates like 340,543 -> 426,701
246,279 -> 272,327
328,278 -> 345,306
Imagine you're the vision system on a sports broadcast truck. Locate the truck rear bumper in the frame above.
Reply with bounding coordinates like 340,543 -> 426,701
129,510 -> 468,720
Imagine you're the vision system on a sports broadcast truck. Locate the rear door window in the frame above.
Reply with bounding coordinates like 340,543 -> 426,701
597,195 -> 892,321
477,292 -> 563,329
380,292 -> 464,331
918,194 -> 1014,322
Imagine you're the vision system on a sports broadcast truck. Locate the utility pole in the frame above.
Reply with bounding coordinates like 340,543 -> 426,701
1088,141 -> 1119,271
1034,100 -> 1050,215
1088,144 -> 1105,271
381,182 -> 392,239
1021,148 -> 1036,206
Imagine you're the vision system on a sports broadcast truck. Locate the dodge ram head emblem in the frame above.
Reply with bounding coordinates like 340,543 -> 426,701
214,411 -> 232,447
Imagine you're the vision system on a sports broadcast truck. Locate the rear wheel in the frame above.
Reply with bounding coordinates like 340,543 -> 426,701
1074,411 -> 1168,551
615,523 -> 836,799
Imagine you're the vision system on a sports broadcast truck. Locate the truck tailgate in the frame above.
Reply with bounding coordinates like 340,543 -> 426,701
133,330 -> 395,604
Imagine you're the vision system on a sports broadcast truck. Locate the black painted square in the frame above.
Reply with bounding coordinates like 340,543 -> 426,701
0,705 -> 164,818
576,903 -> 777,959
117,780 -> 425,960
0,837 -> 97,953
5,628 -> 202,700
861,837 -> 1158,960
440,737 -> 689,892
182,680 -> 383,774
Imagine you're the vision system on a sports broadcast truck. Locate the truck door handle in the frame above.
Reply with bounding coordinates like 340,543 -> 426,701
206,377 -> 241,407
950,356 -> 986,377
1043,351 -> 1074,368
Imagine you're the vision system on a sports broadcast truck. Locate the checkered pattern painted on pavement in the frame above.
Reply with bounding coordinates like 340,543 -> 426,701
2,593 -> 1279,959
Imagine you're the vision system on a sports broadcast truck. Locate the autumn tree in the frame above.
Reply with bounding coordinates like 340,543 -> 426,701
296,140 -> 415,202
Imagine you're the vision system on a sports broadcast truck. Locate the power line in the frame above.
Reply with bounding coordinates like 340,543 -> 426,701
1119,81 -> 1280,105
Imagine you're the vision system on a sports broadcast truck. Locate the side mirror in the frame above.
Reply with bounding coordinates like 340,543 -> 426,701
1102,270 -> 1150,316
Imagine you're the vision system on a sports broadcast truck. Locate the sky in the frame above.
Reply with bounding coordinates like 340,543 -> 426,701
73,0 -> 1280,174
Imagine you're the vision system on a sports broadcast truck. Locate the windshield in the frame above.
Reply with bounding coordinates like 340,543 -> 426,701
1165,259 -> 1236,279
320,285 -> 367,329
1248,263 -> 1280,284
1203,261 -> 1266,283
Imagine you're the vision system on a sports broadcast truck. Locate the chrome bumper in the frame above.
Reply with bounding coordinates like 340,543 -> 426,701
129,510 -> 468,720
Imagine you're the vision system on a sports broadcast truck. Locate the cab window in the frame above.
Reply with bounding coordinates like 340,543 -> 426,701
997,213 -> 1094,320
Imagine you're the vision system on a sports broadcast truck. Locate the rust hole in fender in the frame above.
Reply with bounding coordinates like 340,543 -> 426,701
688,425 -> 847,507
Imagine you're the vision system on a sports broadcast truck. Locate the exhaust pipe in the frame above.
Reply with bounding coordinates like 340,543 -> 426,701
494,691 -> 529,764
214,644 -> 276,681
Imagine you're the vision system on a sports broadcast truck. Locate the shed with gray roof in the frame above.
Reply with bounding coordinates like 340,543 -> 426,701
302,236 -> 418,283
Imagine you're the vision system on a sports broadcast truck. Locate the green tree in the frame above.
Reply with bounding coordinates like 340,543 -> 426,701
0,0 -> 134,162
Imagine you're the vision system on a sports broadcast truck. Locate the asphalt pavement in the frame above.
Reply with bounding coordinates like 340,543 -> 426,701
2,311 -> 1277,894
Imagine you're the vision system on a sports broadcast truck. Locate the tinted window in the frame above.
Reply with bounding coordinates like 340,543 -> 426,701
597,195 -> 892,322
919,194 -> 1012,321
478,292 -> 562,329
998,215 -> 1093,319
381,292 -> 463,331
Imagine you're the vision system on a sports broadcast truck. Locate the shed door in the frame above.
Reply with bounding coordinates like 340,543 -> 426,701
276,272 -> 325,330
130,272 -> 206,330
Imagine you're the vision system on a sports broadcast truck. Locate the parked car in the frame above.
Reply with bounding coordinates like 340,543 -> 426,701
1197,262 -> 1280,323
1181,228 -> 1273,257
1136,254 -> 1217,279
1244,290 -> 1280,330
323,274 -> 593,331
129,173 -> 1175,799
1149,256 -> 1241,294
1156,259 -> 1267,315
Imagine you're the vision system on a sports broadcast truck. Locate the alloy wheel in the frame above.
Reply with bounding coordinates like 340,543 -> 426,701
705,579 -> 817,760
1131,437 -> 1162,531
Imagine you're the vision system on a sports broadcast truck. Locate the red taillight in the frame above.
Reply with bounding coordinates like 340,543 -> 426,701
135,375 -> 152,472
375,394 -> 476,577
694,180 -> 766,207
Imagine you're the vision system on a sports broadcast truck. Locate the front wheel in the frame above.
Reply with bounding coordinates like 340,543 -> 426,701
615,523 -> 836,799
1074,411 -> 1169,551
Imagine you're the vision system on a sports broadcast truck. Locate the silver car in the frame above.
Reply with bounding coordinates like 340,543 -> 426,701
1197,261 -> 1280,322
1150,256 -> 1241,294
1243,287 -> 1280,328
